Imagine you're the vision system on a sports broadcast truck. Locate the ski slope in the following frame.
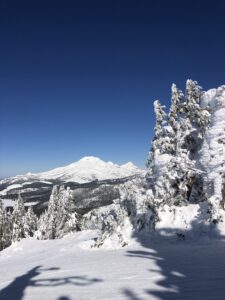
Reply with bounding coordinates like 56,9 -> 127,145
1,230 -> 225,300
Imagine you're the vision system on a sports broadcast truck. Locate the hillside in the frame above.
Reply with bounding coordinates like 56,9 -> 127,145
0,157 -> 144,208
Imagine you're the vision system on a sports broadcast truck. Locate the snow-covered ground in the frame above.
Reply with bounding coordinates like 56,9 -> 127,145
1,230 -> 225,300
2,199 -> 39,209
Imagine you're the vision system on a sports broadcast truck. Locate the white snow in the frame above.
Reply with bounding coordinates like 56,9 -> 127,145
1,230 -> 225,300
2,199 -> 15,208
0,184 -> 22,196
199,86 -> 225,203
2,199 -> 38,208
37,156 -> 143,182
0,157 -> 144,187
155,203 -> 225,240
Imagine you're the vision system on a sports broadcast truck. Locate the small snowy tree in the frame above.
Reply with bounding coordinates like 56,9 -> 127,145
56,186 -> 80,237
24,206 -> 38,237
146,100 -> 167,169
45,185 -> 60,239
185,79 -> 210,135
91,178 -> 154,248
0,201 -> 12,251
0,200 -> 4,250
12,193 -> 26,242
167,84 -> 184,154
168,84 -> 183,129
36,210 -> 49,240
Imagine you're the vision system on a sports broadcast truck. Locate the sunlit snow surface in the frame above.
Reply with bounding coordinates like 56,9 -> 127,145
1,230 -> 225,300
0,157 -> 143,186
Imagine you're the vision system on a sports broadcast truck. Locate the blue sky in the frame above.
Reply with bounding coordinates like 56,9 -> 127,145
1,0 -> 225,177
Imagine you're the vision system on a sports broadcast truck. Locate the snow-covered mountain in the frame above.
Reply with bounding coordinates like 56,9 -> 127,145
36,156 -> 142,182
0,157 -> 144,206
0,156 -> 143,187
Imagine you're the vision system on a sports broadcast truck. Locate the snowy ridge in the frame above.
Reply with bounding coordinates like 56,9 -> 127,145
0,156 -> 143,186
37,156 -> 142,182
0,157 -> 144,199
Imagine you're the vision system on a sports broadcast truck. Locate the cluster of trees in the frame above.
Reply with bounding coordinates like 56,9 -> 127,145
0,194 -> 37,251
37,185 -> 80,240
146,80 -> 210,208
90,79 -> 216,247
0,186 -> 80,251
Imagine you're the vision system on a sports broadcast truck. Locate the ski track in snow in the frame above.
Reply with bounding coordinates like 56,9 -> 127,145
1,230 -> 225,300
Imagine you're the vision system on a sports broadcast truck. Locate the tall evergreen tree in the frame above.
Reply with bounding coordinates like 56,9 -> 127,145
146,80 -> 208,207
0,199 -> 6,250
36,210 -> 48,240
56,186 -> 79,237
45,185 -> 60,239
12,193 -> 26,242
146,100 -> 167,169
185,79 -> 210,134
24,206 -> 38,237
0,201 -> 12,251
168,84 -> 184,154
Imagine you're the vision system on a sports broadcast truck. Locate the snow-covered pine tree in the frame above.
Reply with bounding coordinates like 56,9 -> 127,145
0,199 -> 4,250
44,185 -> 60,239
37,185 -> 80,239
146,100 -> 167,170
180,80 -> 210,203
89,177 -> 154,248
0,200 -> 12,251
185,79 -> 210,138
4,211 -> 12,249
167,84 -> 184,154
56,186 -> 80,238
36,210 -> 48,240
168,84 -> 183,129
146,96 -> 179,206
24,206 -> 38,238
146,80 -> 209,207
12,193 -> 26,242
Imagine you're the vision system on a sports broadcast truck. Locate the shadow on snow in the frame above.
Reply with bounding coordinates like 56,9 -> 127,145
0,265 -> 102,300
123,206 -> 225,300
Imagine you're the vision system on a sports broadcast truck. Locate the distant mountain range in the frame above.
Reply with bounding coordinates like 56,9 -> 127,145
0,157 -> 144,213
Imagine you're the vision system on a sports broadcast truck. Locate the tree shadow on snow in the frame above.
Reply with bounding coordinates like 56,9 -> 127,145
123,206 -> 225,300
0,265 -> 102,300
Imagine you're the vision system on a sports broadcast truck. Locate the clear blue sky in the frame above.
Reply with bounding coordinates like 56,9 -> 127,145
1,0 -> 225,177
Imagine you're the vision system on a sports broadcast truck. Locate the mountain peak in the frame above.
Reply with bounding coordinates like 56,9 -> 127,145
121,162 -> 138,169
78,156 -> 104,162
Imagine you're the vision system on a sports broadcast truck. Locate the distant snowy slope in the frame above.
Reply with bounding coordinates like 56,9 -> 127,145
0,157 -> 143,186
36,156 -> 143,182
0,157 -> 144,203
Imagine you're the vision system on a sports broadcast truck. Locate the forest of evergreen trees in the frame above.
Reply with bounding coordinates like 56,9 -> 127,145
0,186 -> 80,251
